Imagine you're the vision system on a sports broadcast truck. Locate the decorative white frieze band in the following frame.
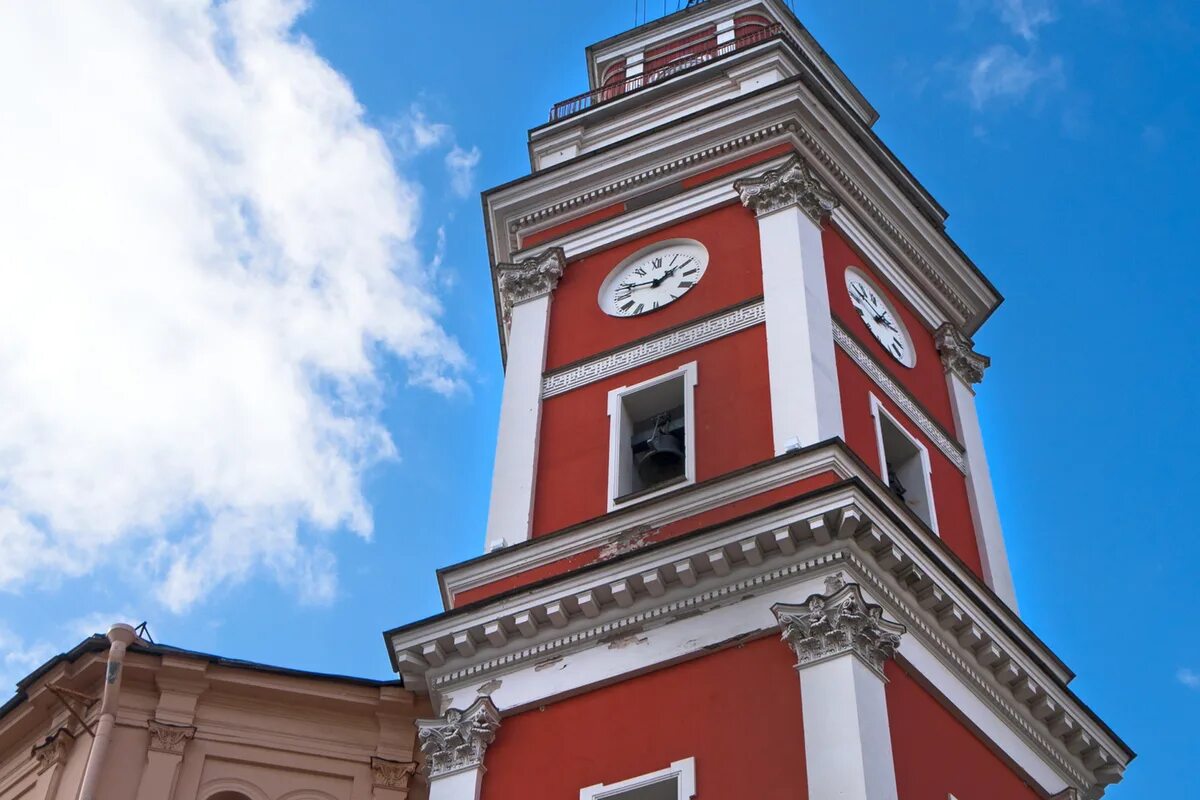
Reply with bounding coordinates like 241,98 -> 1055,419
772,573 -> 905,677
833,322 -> 968,474
371,757 -> 417,791
147,719 -> 196,755
496,248 -> 566,321
417,696 -> 501,779
734,154 -> 840,222
935,323 -> 991,385
542,301 -> 765,398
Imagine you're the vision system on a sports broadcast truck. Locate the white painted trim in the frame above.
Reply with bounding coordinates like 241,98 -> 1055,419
946,369 -> 1019,611
485,292 -> 552,550
605,362 -> 699,512
754,202 -> 844,453
869,393 -> 939,535
834,322 -> 968,474
799,652 -> 899,800
580,757 -> 696,800
543,301 -> 764,398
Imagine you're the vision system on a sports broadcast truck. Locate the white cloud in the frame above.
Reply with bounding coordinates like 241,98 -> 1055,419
445,145 -> 482,198
967,45 -> 1064,109
0,625 -> 58,696
995,0 -> 1057,41
0,0 -> 466,611
392,106 -> 452,155
1179,668 -> 1200,690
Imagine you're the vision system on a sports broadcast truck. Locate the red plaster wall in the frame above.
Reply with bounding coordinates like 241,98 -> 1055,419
532,326 -> 773,537
823,225 -> 956,432
545,203 -> 762,371
837,348 -> 983,578
481,637 -> 807,800
886,661 -> 1043,800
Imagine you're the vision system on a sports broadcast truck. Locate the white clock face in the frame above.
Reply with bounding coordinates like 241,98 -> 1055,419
845,268 -> 916,368
598,239 -> 708,317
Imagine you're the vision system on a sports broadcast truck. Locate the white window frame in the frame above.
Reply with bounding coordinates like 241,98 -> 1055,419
606,361 -> 698,512
579,757 -> 697,800
869,393 -> 939,534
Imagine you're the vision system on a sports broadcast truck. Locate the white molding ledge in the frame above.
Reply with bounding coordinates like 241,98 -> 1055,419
543,302 -> 765,398
833,321 -> 967,474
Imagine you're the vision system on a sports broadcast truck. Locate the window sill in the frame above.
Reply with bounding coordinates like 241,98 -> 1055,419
612,474 -> 690,507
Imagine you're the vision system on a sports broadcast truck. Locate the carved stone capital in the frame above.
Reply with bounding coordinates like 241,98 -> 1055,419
734,155 -> 840,222
416,697 -> 500,779
935,323 -> 991,385
496,248 -> 565,322
147,719 -> 195,755
371,757 -> 417,791
32,728 -> 74,773
772,574 -> 906,677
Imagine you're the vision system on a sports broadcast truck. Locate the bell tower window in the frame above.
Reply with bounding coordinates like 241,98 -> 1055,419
580,757 -> 697,800
870,394 -> 939,533
607,362 -> 698,509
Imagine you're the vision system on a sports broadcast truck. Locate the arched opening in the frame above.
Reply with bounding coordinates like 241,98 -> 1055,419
207,793 -> 253,800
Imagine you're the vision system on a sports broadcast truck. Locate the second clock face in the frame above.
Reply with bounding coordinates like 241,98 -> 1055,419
598,240 -> 709,317
845,268 -> 916,368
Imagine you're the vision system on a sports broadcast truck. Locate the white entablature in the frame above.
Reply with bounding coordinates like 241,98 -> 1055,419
483,77 -> 1000,365
386,454 -> 1131,797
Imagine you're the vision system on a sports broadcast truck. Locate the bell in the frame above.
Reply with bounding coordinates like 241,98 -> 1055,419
636,427 -> 685,486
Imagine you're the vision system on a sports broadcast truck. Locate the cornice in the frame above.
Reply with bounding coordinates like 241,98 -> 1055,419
389,479 -> 1128,795
935,323 -> 991,385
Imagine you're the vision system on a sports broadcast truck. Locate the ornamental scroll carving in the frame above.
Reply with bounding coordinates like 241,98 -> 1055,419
416,697 -> 500,779
371,757 -> 417,791
734,155 -> 840,222
496,248 -> 566,323
32,728 -> 74,773
935,323 -> 991,385
772,574 -> 906,676
147,719 -> 196,755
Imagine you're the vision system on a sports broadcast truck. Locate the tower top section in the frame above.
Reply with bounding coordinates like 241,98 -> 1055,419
576,0 -> 877,127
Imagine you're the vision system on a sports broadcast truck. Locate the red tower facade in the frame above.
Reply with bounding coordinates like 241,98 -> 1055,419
386,3 -> 1132,798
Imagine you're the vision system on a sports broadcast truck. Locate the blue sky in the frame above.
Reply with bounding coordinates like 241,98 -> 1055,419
0,0 -> 1195,795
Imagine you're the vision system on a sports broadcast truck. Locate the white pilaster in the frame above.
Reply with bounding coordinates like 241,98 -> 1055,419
485,250 -> 564,551
418,698 -> 500,800
935,325 -> 1018,612
773,575 -> 905,800
736,156 -> 844,454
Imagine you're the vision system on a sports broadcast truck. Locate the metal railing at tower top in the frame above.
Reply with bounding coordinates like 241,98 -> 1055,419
548,23 -> 788,122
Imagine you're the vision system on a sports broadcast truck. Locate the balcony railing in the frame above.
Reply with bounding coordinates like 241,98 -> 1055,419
549,23 -> 787,122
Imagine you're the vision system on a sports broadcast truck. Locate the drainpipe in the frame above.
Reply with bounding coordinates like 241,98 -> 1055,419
77,623 -> 139,800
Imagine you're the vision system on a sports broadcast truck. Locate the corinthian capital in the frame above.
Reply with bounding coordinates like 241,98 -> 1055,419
416,697 -> 500,779
371,757 -> 417,791
32,728 -> 74,773
147,719 -> 196,755
496,248 -> 566,319
772,574 -> 906,676
734,155 -> 840,222
935,323 -> 991,384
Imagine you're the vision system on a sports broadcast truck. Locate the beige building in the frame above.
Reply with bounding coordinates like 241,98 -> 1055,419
0,625 -> 428,800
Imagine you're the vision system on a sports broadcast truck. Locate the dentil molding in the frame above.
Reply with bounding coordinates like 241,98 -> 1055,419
734,154 -> 840,222
416,696 -> 501,779
935,323 -> 991,385
773,573 -> 906,677
496,248 -> 566,322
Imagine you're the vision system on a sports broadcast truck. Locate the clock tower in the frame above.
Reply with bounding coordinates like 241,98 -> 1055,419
386,2 -> 1133,798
